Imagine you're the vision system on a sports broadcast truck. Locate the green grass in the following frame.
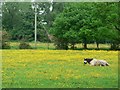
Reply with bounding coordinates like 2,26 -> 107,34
2,50 -> 118,88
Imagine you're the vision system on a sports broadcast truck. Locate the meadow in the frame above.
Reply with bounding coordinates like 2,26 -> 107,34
2,50 -> 118,88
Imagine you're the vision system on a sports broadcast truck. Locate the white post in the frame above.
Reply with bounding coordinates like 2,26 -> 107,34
34,3 -> 37,49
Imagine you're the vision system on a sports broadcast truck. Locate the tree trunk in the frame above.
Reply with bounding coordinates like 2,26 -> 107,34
96,42 -> 99,49
83,37 -> 87,49
71,43 -> 75,50
83,43 -> 87,49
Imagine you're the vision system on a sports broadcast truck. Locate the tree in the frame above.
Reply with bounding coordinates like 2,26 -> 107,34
107,3 -> 120,50
51,2 -> 119,50
93,3 -> 119,49
36,2 -> 64,43
2,2 -> 23,31
2,2 -> 33,41
50,3 -> 95,49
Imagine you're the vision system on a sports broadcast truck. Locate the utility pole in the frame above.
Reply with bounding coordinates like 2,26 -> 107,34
34,3 -> 37,49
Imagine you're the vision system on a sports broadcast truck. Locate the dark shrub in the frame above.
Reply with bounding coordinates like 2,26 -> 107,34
0,30 -> 11,49
19,42 -> 32,49
110,43 -> 120,50
1,42 -> 10,49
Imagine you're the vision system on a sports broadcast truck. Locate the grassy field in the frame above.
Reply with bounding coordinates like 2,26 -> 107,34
10,42 -> 111,50
10,42 -> 55,50
2,50 -> 118,88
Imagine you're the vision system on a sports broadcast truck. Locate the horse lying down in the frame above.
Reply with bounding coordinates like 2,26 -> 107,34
84,58 -> 109,66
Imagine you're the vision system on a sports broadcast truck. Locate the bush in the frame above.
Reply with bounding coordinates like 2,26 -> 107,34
1,42 -> 11,49
0,30 -> 11,49
19,42 -> 32,49
54,41 -> 68,50
0,30 -> 11,42
110,43 -> 120,50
